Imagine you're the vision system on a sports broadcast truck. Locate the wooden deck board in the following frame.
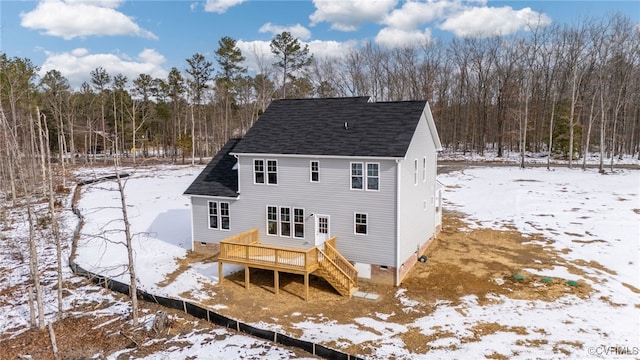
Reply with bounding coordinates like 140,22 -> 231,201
217,229 -> 357,299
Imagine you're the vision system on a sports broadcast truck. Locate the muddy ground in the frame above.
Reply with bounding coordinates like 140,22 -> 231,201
180,211 -> 593,356
1,211 -> 594,359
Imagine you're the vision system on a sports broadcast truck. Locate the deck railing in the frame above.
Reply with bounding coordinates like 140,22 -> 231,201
218,230 -> 357,297
318,241 -> 358,293
220,229 -> 319,273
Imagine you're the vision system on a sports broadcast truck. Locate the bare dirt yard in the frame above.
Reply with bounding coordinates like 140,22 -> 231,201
174,211 -> 593,357
0,212 -> 605,359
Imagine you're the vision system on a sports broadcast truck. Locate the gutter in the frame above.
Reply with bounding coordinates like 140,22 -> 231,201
230,152 -> 402,161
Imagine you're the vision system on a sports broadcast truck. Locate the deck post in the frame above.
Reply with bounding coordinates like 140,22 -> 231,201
304,273 -> 309,302
274,270 -> 279,296
245,265 -> 250,289
218,261 -> 223,285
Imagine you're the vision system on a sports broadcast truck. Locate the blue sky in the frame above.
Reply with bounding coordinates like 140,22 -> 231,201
1,0 -> 638,88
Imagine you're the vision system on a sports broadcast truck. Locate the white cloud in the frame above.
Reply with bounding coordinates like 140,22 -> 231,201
39,48 -> 168,88
307,39 -> 358,59
375,27 -> 431,48
20,0 -> 157,40
236,40 -> 274,74
258,23 -> 312,41
439,6 -> 551,38
310,0 -> 397,31
383,1 -> 453,30
204,0 -> 246,13
63,0 -> 124,7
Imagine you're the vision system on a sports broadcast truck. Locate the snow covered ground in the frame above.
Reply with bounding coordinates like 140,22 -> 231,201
70,163 -> 639,359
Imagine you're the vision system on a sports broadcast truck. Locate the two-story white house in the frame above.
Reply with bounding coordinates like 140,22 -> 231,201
184,97 -> 443,292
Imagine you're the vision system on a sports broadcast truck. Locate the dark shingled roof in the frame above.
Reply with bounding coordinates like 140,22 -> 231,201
183,138 -> 240,197
185,97 -> 432,197
231,97 -> 427,158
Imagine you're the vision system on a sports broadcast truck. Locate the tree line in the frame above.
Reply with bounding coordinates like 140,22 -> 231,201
1,13 -> 639,186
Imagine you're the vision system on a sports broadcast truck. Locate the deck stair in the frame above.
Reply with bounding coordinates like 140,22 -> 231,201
315,240 -> 358,297
217,229 -> 358,299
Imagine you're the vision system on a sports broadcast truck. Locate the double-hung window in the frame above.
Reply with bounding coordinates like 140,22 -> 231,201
355,213 -> 368,234
267,160 -> 278,184
351,163 -> 363,189
267,206 -> 278,235
220,202 -> 230,230
294,209 -> 305,238
255,159 -> 278,185
351,162 -> 379,191
310,161 -> 319,182
367,163 -> 379,190
254,160 -> 265,184
266,206 -> 304,238
414,159 -> 419,185
280,207 -> 291,236
208,201 -> 230,230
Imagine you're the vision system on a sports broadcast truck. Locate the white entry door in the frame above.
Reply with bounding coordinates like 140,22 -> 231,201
314,214 -> 330,247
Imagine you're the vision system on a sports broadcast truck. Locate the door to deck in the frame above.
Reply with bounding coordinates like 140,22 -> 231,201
314,214 -> 330,247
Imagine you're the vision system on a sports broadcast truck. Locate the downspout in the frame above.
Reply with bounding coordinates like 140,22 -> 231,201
188,195 -> 195,251
234,154 -> 241,195
395,158 -> 402,286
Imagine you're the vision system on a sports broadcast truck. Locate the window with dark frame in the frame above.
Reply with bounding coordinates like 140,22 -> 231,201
254,159 -> 265,184
310,161 -> 319,182
355,213 -> 367,234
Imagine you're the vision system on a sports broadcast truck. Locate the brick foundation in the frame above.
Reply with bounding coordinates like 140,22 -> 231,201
397,230 -> 440,285
192,241 -> 220,256
369,265 -> 396,286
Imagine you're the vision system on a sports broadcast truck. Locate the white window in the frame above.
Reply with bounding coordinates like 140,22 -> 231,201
351,162 -> 379,191
367,163 -> 379,190
254,159 -> 265,184
220,202 -> 230,230
208,201 -> 218,229
267,205 -> 304,238
267,160 -> 278,184
280,207 -> 291,237
351,162 -> 363,190
414,159 -> 418,185
422,157 -> 427,182
355,213 -> 368,235
208,201 -> 230,230
310,161 -> 319,182
255,159 -> 277,185
294,208 -> 305,238
267,206 -> 278,235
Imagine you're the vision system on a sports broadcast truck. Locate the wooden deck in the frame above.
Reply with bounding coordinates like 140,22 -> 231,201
217,229 -> 358,300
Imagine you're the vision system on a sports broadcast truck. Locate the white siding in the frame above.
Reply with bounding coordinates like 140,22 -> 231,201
190,197 -> 239,244
230,156 -> 398,266
397,111 -> 439,265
